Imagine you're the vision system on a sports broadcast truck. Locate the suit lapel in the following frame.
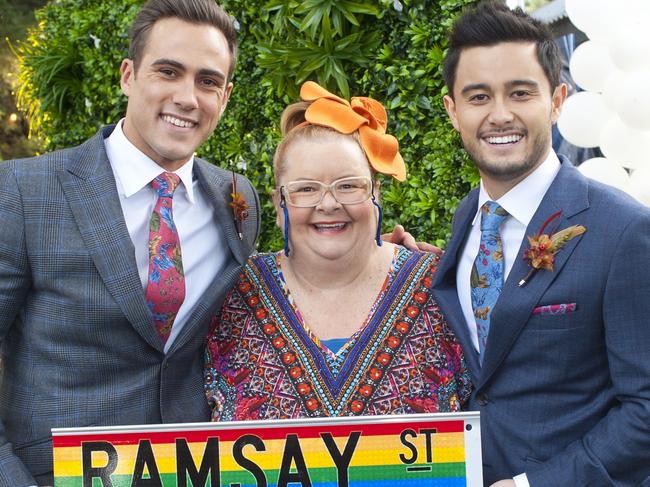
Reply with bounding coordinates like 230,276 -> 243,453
194,160 -> 248,265
167,160 -> 248,354
433,189 -> 482,380
58,127 -> 163,352
478,159 -> 590,387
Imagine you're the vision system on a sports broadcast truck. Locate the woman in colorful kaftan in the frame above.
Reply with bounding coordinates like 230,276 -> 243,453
204,81 -> 470,420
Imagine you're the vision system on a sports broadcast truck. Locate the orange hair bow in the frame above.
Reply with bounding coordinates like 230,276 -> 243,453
300,81 -> 406,181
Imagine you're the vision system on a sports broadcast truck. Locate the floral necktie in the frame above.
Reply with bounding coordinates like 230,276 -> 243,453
470,201 -> 509,362
145,172 -> 185,344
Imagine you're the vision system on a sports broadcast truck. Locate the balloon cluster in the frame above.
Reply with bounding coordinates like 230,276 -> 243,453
557,0 -> 650,205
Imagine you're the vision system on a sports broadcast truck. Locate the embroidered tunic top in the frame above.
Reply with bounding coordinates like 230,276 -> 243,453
204,247 -> 471,420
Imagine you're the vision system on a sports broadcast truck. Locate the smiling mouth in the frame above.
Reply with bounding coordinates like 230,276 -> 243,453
161,114 -> 197,128
313,223 -> 347,232
484,134 -> 523,145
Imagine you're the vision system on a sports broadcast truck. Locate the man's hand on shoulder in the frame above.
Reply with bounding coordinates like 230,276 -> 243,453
381,224 -> 442,254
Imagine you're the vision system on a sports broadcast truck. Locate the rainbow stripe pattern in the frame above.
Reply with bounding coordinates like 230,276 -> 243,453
53,413 -> 481,487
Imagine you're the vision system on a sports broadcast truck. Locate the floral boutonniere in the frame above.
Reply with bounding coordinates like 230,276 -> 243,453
229,170 -> 249,240
518,210 -> 586,287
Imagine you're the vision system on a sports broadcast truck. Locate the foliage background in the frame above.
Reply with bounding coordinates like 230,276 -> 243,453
0,0 -> 46,160
16,0 -> 479,250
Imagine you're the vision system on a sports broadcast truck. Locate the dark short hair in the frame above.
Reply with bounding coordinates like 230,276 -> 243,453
442,0 -> 561,97
129,0 -> 238,82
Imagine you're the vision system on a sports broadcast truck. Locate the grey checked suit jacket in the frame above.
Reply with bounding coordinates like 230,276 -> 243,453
0,126 -> 260,486
433,157 -> 650,487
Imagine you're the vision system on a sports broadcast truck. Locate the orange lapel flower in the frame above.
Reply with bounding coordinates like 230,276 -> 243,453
519,210 -> 586,287
229,171 -> 249,240
299,81 -> 406,181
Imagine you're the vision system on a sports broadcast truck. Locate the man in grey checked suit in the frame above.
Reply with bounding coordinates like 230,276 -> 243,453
432,2 -> 650,486
0,0 -> 259,485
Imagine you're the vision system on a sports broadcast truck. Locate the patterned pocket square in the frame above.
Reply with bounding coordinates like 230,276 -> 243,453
532,303 -> 577,316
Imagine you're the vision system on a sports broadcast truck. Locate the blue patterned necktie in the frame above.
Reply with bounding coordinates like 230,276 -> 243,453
471,201 -> 509,362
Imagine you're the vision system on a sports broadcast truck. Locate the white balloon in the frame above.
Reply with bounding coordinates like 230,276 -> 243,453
599,116 -> 650,170
601,69 -> 626,113
565,0 -> 613,42
577,157 -> 630,192
557,92 -> 612,148
628,167 -> 650,207
615,69 -> 650,130
608,19 -> 650,72
616,0 -> 650,15
569,41 -> 617,92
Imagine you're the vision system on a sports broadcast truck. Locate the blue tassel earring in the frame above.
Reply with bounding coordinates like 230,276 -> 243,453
371,192 -> 383,247
280,193 -> 291,256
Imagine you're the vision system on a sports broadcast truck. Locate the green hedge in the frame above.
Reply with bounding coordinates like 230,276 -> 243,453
17,0 -> 478,250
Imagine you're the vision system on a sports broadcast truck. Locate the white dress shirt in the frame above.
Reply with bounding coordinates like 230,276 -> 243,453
455,151 -> 561,487
456,150 -> 561,350
105,120 -> 228,352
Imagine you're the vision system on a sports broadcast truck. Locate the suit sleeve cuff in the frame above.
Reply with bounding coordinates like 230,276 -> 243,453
514,473 -> 530,487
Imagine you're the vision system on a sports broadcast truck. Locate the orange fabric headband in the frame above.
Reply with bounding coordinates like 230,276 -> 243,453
299,81 -> 406,181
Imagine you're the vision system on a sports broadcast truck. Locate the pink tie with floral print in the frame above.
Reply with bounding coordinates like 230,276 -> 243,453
145,172 -> 185,344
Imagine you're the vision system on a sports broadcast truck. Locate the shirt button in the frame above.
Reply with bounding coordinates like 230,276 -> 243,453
476,392 -> 489,406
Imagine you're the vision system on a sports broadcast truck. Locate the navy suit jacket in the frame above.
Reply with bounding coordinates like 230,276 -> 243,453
0,126 -> 260,486
433,157 -> 650,486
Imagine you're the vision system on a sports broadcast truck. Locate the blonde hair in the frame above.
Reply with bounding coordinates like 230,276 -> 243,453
272,101 -> 372,185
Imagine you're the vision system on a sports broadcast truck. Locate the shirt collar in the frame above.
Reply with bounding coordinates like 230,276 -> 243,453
105,119 -> 196,203
473,150 -> 561,227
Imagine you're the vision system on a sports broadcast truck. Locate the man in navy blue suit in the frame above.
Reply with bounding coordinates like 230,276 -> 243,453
433,2 -> 650,486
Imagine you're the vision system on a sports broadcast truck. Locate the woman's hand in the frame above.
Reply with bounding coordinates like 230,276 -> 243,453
490,480 -> 516,487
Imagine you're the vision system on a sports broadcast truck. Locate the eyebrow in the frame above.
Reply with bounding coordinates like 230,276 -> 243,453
506,79 -> 540,90
460,79 -> 540,96
151,58 -> 226,83
460,83 -> 490,96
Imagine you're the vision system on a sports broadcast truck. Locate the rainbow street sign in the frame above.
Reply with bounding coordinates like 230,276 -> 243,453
53,411 -> 482,486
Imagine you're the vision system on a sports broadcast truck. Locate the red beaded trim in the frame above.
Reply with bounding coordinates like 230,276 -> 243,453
237,274 -> 324,417
345,267 -> 436,415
